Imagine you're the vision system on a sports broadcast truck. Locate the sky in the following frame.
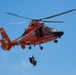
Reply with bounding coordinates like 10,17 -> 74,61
0,0 -> 76,75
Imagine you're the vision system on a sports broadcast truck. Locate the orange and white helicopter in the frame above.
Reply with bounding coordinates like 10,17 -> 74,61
0,9 -> 75,50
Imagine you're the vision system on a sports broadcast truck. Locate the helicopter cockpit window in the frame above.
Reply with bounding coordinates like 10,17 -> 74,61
43,26 -> 57,35
46,27 -> 56,32
40,23 -> 44,26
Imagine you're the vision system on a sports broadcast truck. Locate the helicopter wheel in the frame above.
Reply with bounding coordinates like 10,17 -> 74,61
29,46 -> 31,50
39,44 -> 43,50
40,46 -> 43,50
54,40 -> 58,43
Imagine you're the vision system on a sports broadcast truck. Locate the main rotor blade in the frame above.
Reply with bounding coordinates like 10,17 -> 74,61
5,12 -> 32,20
42,20 -> 64,23
9,22 -> 26,24
41,9 -> 76,20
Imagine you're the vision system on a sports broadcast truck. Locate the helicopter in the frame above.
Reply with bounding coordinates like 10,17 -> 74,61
0,9 -> 75,50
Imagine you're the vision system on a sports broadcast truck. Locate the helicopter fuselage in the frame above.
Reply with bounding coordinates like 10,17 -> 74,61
0,22 -> 64,50
10,22 -> 64,49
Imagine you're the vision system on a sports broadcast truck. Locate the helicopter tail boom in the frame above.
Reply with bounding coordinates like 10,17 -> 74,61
0,28 -> 12,50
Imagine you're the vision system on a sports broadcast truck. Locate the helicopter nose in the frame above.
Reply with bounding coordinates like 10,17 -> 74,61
53,31 -> 64,37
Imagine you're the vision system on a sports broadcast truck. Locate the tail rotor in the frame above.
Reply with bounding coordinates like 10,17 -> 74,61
0,28 -> 12,50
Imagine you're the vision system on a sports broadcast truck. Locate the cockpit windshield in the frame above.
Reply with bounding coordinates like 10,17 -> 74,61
40,23 -> 44,26
42,26 -> 57,36
45,26 -> 57,33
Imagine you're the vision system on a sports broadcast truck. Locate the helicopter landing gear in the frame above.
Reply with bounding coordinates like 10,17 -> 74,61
39,44 -> 43,50
29,46 -> 31,50
29,42 -> 32,50
40,46 -> 43,50
54,40 -> 58,43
